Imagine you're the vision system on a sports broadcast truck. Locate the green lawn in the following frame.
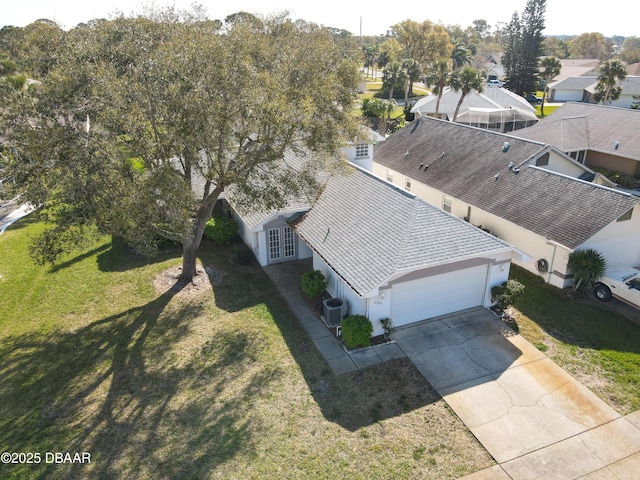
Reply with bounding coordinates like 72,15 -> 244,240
3,219 -> 638,479
509,266 -> 640,414
0,218 -> 492,479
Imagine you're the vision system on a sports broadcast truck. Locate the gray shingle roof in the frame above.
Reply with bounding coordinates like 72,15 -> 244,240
548,76 -> 597,90
295,166 -> 513,297
513,102 -> 640,161
225,149 -> 328,229
373,117 -> 639,249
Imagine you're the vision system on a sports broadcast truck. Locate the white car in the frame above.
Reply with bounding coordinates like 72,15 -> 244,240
593,266 -> 640,307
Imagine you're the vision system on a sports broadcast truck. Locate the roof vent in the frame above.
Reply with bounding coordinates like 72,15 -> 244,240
508,161 -> 514,170
502,142 -> 510,153
614,140 -> 619,150
513,167 -> 520,174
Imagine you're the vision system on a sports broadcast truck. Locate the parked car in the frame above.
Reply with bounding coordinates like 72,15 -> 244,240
525,93 -> 542,105
593,266 -> 640,308
487,79 -> 504,87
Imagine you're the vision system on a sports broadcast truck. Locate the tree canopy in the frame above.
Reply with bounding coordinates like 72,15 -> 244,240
391,19 -> 453,67
594,59 -> 627,104
568,32 -> 613,60
1,8 -> 362,283
503,0 -> 547,96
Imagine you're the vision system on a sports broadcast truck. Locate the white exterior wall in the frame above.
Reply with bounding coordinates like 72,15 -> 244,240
344,143 -> 374,171
580,204 -> 640,267
543,151 -> 591,177
312,255 -> 368,320
606,95 -> 635,109
367,290 -> 391,337
236,215 -> 268,266
298,241 -> 313,260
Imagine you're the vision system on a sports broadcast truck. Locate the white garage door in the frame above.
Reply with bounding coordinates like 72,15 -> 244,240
390,264 -> 488,327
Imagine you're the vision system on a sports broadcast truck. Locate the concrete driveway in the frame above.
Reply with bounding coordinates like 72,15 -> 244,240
393,307 -> 640,479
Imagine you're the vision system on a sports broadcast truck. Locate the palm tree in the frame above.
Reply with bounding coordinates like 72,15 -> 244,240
450,66 -> 484,122
423,59 -> 452,115
568,248 -> 607,296
539,56 -> 561,116
594,59 -> 627,105
402,58 -> 421,106
382,61 -> 406,101
451,39 -> 473,69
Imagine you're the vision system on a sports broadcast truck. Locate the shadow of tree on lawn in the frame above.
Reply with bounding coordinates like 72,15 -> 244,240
199,242 -> 440,432
0,283 -> 267,479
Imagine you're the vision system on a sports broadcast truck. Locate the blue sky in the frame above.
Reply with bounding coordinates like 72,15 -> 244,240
1,0 -> 636,37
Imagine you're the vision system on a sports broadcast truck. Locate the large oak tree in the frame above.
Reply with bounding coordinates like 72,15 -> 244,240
2,8 -> 362,282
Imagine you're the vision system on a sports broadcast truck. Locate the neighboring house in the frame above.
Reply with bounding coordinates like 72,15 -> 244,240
547,76 -> 598,102
411,85 -> 538,132
514,102 -> 640,178
295,165 -> 520,336
552,59 -> 599,84
371,117 -> 640,288
585,76 -> 640,108
548,75 -> 640,108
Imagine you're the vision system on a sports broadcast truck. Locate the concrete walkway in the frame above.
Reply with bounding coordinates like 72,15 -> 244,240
392,308 -> 640,480
264,260 -> 640,479
263,259 -> 405,374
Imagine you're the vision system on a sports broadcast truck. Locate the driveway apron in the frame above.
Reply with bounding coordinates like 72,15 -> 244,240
393,307 -> 640,479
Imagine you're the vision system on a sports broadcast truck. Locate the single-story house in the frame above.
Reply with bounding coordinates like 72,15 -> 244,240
548,75 -> 640,108
294,165 -> 520,336
371,117 -> 640,288
411,85 -> 538,132
547,76 -> 598,103
513,102 -> 640,178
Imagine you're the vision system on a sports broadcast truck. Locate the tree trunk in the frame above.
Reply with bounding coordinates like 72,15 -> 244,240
452,94 -> 466,122
178,186 -> 224,284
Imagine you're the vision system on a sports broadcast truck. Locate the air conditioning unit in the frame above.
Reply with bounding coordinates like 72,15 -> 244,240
322,298 -> 347,326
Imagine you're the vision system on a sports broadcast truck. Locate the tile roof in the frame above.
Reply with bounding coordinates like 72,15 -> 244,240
295,166 -> 513,297
513,102 -> 640,161
373,117 -> 639,249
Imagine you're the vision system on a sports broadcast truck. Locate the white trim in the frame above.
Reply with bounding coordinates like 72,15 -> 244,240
268,228 -> 281,261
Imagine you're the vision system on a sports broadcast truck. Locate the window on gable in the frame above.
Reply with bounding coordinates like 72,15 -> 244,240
443,196 -> 452,213
568,150 -> 586,164
405,177 -> 411,191
536,153 -> 549,166
617,209 -> 633,222
355,143 -> 369,158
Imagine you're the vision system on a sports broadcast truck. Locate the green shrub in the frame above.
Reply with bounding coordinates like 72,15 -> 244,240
341,314 -> 373,349
300,270 -> 327,299
568,248 -> 607,295
204,216 -> 238,245
491,279 -> 525,310
3,74 -> 27,91
592,167 -> 639,189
